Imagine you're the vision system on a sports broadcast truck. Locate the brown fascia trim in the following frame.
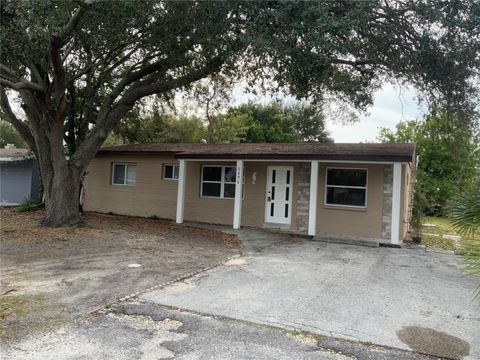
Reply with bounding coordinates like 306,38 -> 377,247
96,150 -> 183,156
96,150 -> 413,163
174,153 -> 414,162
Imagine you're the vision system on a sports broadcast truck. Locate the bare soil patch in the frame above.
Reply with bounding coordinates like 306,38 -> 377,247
0,208 -> 239,345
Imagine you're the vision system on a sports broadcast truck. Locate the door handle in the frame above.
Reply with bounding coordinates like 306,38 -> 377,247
267,196 -> 271,202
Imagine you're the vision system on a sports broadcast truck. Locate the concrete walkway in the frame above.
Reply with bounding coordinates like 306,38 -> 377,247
142,238 -> 480,360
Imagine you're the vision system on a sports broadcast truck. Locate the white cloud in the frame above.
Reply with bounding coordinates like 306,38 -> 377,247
325,84 -> 427,142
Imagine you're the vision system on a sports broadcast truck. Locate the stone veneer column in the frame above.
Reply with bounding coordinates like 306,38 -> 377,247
296,163 -> 311,231
381,164 -> 393,240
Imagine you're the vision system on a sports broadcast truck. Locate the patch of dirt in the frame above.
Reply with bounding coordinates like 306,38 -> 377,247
397,326 -> 470,359
0,208 -> 239,345
0,208 -> 238,246
287,235 -> 305,244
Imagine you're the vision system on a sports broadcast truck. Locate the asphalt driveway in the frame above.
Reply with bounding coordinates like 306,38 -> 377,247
142,239 -> 480,359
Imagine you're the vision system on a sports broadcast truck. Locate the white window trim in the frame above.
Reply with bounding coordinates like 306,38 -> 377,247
163,163 -> 179,180
323,167 -> 368,209
200,165 -> 244,199
111,162 -> 136,186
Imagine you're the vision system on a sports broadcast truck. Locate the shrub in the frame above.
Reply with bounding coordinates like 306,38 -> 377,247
16,198 -> 35,213
410,182 -> 426,241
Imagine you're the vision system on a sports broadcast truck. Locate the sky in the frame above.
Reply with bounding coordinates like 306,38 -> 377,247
9,78 -> 428,145
230,83 -> 428,143
325,84 -> 427,142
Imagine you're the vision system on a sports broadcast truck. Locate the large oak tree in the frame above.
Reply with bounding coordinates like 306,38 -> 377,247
0,0 -> 478,226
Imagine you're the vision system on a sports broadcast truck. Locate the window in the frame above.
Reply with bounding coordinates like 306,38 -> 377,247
201,165 -> 241,199
163,164 -> 179,180
325,168 -> 367,207
112,163 -> 136,185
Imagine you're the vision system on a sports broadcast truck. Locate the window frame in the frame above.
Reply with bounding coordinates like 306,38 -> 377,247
162,163 -> 180,181
111,162 -> 137,186
324,167 -> 368,209
200,165 -> 244,199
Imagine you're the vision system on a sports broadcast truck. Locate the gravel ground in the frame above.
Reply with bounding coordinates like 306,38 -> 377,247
0,209 -> 239,344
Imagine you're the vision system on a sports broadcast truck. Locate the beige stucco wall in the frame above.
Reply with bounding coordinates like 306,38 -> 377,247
184,161 -> 299,228
83,154 -> 179,218
315,163 -> 385,239
84,154 -> 413,241
84,156 -> 301,228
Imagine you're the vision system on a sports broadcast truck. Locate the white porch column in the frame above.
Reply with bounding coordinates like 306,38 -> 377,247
391,162 -> 402,244
233,160 -> 244,229
176,159 -> 186,224
308,160 -> 319,236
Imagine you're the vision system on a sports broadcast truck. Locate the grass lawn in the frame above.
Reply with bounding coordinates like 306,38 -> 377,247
421,216 -> 459,251
421,216 -> 480,251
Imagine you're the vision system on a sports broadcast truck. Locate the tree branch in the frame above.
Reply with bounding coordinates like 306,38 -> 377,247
71,56 -> 226,168
56,3 -> 89,45
0,64 -> 19,80
0,77 -> 46,93
0,87 -> 36,150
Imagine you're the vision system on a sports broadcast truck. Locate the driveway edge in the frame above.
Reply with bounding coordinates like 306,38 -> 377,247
87,254 -> 241,316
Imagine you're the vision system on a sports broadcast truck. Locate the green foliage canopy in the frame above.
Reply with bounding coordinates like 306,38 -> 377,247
224,102 -> 332,143
0,120 -> 26,148
378,108 -> 480,215
109,102 -> 331,145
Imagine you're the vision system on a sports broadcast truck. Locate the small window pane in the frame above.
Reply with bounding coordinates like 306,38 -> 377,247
113,164 -> 125,184
202,182 -> 221,197
224,167 -> 236,183
126,165 -> 136,185
327,169 -> 366,187
203,167 -> 222,182
286,170 -> 290,185
224,183 -> 236,198
173,165 -> 179,179
164,165 -> 173,179
271,186 -> 275,200
326,187 -> 366,207
285,204 -> 289,218
285,187 -> 289,201
272,170 -> 276,184
270,203 -> 274,216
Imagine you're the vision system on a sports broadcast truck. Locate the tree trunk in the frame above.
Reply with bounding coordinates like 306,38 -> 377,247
42,162 -> 83,227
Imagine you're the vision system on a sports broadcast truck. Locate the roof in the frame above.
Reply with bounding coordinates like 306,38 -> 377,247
0,148 -> 30,162
98,143 -> 416,162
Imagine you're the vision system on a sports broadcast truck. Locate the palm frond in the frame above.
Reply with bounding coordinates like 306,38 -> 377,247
449,184 -> 480,237
449,184 -> 480,302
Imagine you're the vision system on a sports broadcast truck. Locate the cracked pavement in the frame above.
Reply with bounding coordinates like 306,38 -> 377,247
141,234 -> 480,360
2,302 -> 436,360
2,226 -> 478,359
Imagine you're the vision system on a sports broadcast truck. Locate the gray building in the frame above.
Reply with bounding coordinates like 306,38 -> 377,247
0,145 -> 40,206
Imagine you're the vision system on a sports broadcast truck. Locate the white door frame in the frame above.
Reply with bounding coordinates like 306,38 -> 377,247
264,165 -> 294,225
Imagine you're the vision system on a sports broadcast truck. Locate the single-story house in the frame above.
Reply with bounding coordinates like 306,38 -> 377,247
0,145 -> 40,206
83,143 -> 416,245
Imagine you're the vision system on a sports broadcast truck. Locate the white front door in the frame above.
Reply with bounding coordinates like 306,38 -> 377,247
265,166 -> 293,225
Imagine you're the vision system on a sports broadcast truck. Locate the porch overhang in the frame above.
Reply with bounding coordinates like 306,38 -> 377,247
175,158 -> 406,245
